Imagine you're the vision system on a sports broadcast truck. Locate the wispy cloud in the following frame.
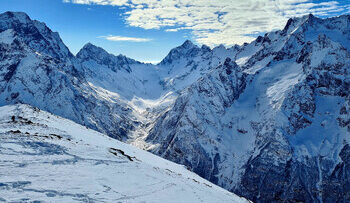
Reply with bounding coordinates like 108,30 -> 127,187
63,0 -> 128,6
99,35 -> 152,42
65,0 -> 350,47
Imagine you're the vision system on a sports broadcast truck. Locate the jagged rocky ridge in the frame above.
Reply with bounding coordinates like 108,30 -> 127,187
1,11 -> 350,202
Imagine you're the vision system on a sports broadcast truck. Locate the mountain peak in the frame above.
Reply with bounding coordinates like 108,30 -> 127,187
0,11 -> 31,23
307,13 -> 315,20
201,44 -> 211,52
282,13 -> 319,34
302,13 -> 318,25
77,42 -> 136,63
77,42 -> 107,58
83,42 -> 95,48
213,44 -> 226,51
82,42 -> 100,50
0,11 -> 73,59
181,39 -> 195,48
77,42 -> 139,73
159,40 -> 201,65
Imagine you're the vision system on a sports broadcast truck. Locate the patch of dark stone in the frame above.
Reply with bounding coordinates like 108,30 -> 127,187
203,183 -> 212,188
192,178 -> 200,183
17,116 -> 34,124
109,148 -> 136,162
31,133 -> 62,140
8,130 -> 21,134
49,133 -> 63,140
237,128 -> 248,134
10,115 -> 34,125
4,61 -> 20,81
165,168 -> 182,176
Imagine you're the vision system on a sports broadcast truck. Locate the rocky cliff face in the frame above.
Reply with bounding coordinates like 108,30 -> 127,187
147,15 -> 350,202
147,58 -> 248,184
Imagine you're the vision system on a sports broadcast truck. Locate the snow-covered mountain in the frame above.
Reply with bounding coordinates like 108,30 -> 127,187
158,40 -> 239,91
147,14 -> 350,202
1,10 -> 350,202
0,11 -> 248,201
0,11 -> 72,60
0,104 -> 249,202
76,33 -> 238,144
0,11 -> 141,140
0,11 -> 237,141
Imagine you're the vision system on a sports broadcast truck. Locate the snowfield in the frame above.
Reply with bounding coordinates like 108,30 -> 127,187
0,104 -> 249,203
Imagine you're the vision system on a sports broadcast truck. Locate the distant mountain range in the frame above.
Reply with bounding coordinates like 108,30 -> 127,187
0,11 -> 349,202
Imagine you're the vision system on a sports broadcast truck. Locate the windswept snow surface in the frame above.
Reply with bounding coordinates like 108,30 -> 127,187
0,104 -> 249,203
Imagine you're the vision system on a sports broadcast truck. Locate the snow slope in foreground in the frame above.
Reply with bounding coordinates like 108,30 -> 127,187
0,104 -> 249,203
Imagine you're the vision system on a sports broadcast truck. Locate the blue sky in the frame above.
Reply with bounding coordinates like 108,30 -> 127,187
1,0 -> 350,63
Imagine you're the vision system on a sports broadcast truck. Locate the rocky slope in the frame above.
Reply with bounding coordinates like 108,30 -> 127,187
147,14 -> 350,202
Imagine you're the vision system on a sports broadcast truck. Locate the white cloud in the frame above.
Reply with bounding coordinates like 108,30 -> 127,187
99,35 -> 152,42
63,0 -> 129,6
64,0 -> 350,47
